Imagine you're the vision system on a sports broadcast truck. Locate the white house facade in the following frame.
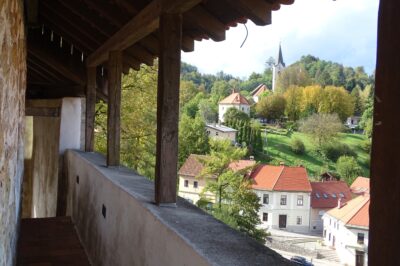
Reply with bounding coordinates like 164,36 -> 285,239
322,196 -> 370,266
218,92 -> 250,122
250,165 -> 312,234
254,189 -> 311,233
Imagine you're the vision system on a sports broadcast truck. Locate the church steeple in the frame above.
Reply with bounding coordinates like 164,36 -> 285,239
276,43 -> 285,67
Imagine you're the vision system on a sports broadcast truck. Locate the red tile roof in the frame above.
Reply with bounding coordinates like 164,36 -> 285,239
250,165 -> 312,192
327,195 -> 370,228
178,154 -> 255,178
219,92 -> 250,105
310,181 -> 352,209
350,177 -> 370,195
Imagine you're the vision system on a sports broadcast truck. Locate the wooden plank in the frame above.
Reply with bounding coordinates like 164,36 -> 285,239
155,13 -> 182,205
86,0 -> 201,67
107,51 -> 122,166
185,6 -> 226,42
85,67 -> 96,152
224,0 -> 272,26
25,107 -> 60,117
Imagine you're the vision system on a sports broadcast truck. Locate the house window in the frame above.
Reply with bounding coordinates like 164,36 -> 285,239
315,193 -> 320,198
339,192 -> 345,198
332,193 -> 337,198
216,132 -> 219,136
323,193 -> 329,199
297,195 -> 304,206
296,216 -> 302,225
184,180 -> 189,187
323,230 -> 326,238
206,130 -> 210,135
263,213 -> 268,222
357,233 -> 365,245
329,233 -> 331,241
193,181 -> 198,189
280,195 -> 287,205
263,194 -> 269,204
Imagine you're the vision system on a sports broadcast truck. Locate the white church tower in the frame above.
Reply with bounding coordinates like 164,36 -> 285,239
272,44 -> 285,92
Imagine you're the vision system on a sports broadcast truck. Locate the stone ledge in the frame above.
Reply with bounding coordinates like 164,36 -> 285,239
66,150 -> 292,266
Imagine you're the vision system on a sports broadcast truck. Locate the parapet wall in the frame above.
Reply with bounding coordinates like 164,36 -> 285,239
65,150 -> 291,266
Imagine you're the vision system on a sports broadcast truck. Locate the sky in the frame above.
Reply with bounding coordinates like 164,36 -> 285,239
181,0 -> 379,79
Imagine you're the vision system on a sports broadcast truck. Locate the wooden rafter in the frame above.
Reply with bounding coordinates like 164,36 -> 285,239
223,0 -> 272,26
87,0 -> 202,67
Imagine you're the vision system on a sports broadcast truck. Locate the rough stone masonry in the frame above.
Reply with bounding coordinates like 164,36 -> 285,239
0,0 -> 26,264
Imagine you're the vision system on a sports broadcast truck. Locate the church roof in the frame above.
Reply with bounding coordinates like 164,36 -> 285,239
276,44 -> 285,67
250,84 -> 269,97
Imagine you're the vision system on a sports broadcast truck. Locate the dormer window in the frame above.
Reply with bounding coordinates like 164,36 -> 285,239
316,193 -> 320,198
339,192 -> 345,198
323,193 -> 328,199
332,193 -> 337,198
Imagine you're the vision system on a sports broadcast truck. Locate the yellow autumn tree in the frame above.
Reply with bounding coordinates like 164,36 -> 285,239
319,86 -> 355,121
300,85 -> 324,116
283,86 -> 303,121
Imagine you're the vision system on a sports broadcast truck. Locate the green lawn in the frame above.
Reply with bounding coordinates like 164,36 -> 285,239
258,131 -> 370,179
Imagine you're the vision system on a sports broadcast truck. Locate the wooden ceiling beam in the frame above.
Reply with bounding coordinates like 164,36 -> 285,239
59,0 -> 118,38
87,0 -> 202,67
224,0 -> 272,26
27,65 -> 54,83
185,6 -> 226,42
182,35 -> 195,52
28,39 -> 85,85
40,3 -> 103,48
83,0 -> 130,27
27,56 -> 67,83
126,45 -> 155,66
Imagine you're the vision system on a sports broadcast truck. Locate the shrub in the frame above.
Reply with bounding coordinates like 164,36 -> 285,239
291,138 -> 306,155
362,140 -> 372,153
336,156 -> 363,184
322,143 -> 357,162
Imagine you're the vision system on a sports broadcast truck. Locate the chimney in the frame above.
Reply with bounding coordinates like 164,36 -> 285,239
337,198 -> 342,209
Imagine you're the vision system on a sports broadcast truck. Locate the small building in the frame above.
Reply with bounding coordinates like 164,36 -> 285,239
178,154 -> 256,204
350,177 -> 370,196
250,84 -> 269,103
322,195 -> 370,266
250,165 -> 312,233
346,116 -> 361,129
272,44 -> 286,92
310,181 -> 353,232
206,124 -> 237,142
218,92 -> 250,122
320,172 -> 340,182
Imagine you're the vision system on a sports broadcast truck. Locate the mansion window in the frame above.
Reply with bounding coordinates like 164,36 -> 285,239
263,194 -> 269,204
184,180 -> 189,187
280,195 -> 287,205
357,233 -> 365,245
297,195 -> 304,206
193,181 -> 198,189
263,213 -> 268,222
296,216 -> 302,225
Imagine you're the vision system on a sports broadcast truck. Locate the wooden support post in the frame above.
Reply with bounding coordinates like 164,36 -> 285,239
85,67 -> 96,152
107,51 -> 122,166
370,1 -> 400,265
155,13 -> 182,205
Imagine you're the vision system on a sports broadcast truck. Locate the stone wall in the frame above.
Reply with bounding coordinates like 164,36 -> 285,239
0,0 -> 26,264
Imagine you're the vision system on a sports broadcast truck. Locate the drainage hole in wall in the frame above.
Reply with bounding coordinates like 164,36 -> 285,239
102,204 -> 106,219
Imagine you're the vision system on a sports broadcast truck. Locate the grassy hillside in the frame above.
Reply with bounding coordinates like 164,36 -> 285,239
259,131 -> 370,179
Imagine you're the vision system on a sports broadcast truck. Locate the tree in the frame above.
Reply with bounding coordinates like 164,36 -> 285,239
351,86 -> 364,116
300,85 -> 324,117
95,65 -> 158,179
255,94 -> 286,121
299,113 -> 344,149
276,64 -> 311,93
336,156 -> 363,185
179,80 -> 198,109
284,86 -> 303,121
223,107 -> 250,123
359,98 -> 374,138
200,139 -> 267,243
319,86 -> 355,121
198,99 -> 217,123
178,114 -> 210,165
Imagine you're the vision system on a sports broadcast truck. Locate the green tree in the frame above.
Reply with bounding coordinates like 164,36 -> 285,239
178,114 -> 210,165
276,64 -> 311,93
351,86 -> 363,116
336,156 -> 363,185
200,140 -> 267,243
198,99 -> 217,123
299,113 -> 344,149
359,98 -> 374,138
94,65 -> 158,179
255,94 -> 286,121
223,107 -> 250,124
319,86 -> 355,121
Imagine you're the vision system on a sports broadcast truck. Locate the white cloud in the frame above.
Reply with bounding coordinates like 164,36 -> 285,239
181,0 -> 379,77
